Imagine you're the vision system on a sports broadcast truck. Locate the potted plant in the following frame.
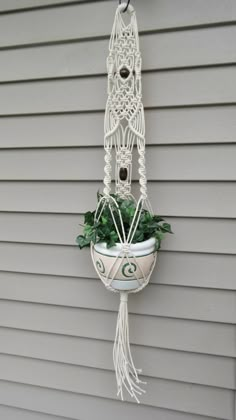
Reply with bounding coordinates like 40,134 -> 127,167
76,193 -> 172,291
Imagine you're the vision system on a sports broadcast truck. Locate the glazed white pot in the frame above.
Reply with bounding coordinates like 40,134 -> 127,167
92,237 -> 156,291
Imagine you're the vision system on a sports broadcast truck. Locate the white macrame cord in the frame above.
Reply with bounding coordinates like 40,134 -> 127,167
91,2 -> 157,402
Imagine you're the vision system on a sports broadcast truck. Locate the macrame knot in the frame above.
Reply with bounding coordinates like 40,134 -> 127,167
122,243 -> 130,254
120,291 -> 128,302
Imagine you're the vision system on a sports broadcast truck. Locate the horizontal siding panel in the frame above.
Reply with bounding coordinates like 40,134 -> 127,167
0,244 -> 236,290
0,214 -> 236,255
0,382 -> 223,420
0,300 -> 235,357
0,106 -> 235,148
0,0 -> 236,47
0,405 -> 65,420
0,68 -> 236,115
0,181 -> 235,218
1,272 -> 235,323
0,145 -> 235,180
0,354 -> 233,418
0,328 -> 234,389
166,217 -> 236,254
0,0 -> 84,12
1,26 -> 236,82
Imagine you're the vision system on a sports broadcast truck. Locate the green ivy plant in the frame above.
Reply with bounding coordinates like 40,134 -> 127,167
76,193 -> 172,251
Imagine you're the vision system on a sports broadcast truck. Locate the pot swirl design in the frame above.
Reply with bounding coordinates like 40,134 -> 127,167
95,258 -> 105,274
122,262 -> 136,278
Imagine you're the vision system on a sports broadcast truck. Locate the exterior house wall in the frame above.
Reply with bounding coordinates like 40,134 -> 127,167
0,1 -> 235,419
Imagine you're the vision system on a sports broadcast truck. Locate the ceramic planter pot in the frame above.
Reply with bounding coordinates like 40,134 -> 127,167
92,237 -> 156,291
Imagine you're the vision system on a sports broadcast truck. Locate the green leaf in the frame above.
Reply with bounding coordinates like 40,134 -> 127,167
106,239 -> 116,248
84,211 -> 95,225
161,222 -> 173,233
76,235 -> 91,249
132,230 -> 144,243
153,215 -> 164,223
84,224 -> 93,235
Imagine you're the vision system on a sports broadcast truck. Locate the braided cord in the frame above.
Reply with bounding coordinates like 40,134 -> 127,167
103,142 -> 112,196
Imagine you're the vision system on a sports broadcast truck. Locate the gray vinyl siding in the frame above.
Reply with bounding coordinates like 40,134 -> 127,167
0,1 -> 235,419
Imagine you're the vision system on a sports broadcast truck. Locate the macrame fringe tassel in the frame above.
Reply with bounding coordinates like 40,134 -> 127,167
113,291 -> 146,403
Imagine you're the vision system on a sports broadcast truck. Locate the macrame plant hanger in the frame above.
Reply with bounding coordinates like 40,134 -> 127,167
91,1 -> 157,403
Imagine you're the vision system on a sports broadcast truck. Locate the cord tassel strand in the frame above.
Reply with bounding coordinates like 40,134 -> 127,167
113,292 -> 146,403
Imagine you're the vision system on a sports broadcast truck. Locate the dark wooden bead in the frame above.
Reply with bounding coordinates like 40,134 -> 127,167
119,67 -> 130,79
119,167 -> 128,181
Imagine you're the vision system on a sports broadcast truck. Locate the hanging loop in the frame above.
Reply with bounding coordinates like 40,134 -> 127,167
119,0 -> 131,13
